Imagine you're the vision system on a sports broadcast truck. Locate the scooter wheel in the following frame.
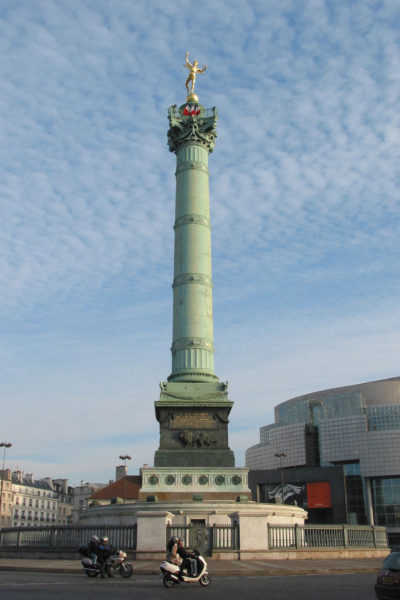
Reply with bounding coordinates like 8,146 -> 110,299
163,574 -> 175,588
199,573 -> 211,586
85,570 -> 98,578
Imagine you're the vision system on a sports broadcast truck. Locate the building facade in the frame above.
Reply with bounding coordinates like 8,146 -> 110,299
0,470 -> 75,528
72,481 -> 107,523
246,377 -> 400,542
248,465 -> 348,524
10,472 -> 73,527
0,475 -> 13,528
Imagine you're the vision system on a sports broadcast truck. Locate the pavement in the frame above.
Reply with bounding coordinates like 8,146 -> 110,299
0,556 -> 386,577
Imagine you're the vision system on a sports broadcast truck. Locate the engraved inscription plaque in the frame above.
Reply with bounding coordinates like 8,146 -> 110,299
170,411 -> 216,429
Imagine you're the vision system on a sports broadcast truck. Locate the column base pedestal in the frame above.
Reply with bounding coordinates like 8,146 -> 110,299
139,466 -> 250,502
154,381 -> 234,468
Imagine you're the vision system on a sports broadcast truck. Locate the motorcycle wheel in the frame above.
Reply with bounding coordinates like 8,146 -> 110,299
85,570 -> 98,578
119,563 -> 133,578
163,574 -> 175,588
199,573 -> 211,586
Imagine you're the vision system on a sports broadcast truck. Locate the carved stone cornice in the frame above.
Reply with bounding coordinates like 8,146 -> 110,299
173,273 -> 213,289
171,337 -> 215,355
168,109 -> 218,154
174,214 -> 210,230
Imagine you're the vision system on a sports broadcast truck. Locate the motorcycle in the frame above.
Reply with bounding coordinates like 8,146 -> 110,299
160,550 -> 211,587
78,546 -> 133,578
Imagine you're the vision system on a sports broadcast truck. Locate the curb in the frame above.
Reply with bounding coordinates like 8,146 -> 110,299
0,565 -> 378,577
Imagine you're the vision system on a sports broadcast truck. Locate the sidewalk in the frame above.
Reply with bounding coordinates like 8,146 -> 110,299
0,556 -> 385,576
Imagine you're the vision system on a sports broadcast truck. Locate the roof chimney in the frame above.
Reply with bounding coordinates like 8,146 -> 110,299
13,470 -> 23,484
116,465 -> 127,481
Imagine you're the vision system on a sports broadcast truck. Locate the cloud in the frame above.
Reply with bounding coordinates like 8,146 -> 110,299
0,0 -> 399,484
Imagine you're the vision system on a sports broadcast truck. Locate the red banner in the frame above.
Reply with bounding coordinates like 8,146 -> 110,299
307,482 -> 331,508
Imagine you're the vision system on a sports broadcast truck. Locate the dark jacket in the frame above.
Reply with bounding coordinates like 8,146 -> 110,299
177,544 -> 189,559
97,542 -> 113,562
88,540 -> 98,555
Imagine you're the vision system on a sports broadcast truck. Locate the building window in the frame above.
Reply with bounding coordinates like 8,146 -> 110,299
343,462 -> 367,525
372,478 -> 400,528
367,406 -> 400,431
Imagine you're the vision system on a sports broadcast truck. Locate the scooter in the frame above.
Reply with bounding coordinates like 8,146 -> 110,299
79,546 -> 133,578
160,550 -> 211,587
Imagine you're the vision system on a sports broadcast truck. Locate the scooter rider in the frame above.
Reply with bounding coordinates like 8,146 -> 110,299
166,537 -> 182,566
177,537 -> 197,578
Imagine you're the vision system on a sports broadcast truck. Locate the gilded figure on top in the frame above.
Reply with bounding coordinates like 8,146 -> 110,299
183,52 -> 207,95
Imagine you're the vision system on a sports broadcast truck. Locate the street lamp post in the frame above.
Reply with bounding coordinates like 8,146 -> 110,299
274,452 -> 287,504
0,442 -> 12,524
119,454 -> 131,504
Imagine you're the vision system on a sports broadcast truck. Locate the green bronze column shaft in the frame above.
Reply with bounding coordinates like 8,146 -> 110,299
167,103 -> 218,383
154,96 -> 234,468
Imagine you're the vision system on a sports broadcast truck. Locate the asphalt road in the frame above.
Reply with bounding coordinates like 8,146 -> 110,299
0,572 -> 379,599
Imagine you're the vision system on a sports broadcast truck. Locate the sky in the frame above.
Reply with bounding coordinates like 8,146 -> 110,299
1,0 -> 399,487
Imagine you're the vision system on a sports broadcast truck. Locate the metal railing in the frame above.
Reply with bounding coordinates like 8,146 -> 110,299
167,524 -> 239,554
0,523 -> 386,553
268,524 -> 387,550
213,525 -> 239,550
168,106 -> 217,119
0,525 -> 137,551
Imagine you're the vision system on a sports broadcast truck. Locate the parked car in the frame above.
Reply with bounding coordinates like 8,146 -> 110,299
375,551 -> 400,599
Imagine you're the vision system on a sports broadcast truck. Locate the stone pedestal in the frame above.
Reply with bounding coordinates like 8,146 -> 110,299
232,506 -> 306,558
139,466 -> 251,502
136,511 -> 174,556
154,381 -> 234,467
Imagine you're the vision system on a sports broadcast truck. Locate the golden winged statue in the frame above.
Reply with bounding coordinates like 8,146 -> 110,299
183,52 -> 207,96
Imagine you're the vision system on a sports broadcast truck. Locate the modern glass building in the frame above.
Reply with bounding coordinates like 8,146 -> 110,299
246,377 -> 400,542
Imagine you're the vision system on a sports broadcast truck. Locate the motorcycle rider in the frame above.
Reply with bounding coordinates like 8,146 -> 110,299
87,535 -> 99,566
97,536 -> 114,578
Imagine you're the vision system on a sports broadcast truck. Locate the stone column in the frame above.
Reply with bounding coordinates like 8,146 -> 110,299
167,102 -> 218,383
154,100 -> 234,468
363,477 -> 375,525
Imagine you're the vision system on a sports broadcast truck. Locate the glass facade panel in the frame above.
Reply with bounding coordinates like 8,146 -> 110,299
277,398 -> 310,425
276,392 -> 366,427
346,473 -> 367,525
372,477 -> 400,528
260,424 -> 279,444
314,392 -> 366,424
367,405 -> 400,431
344,463 -> 361,476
